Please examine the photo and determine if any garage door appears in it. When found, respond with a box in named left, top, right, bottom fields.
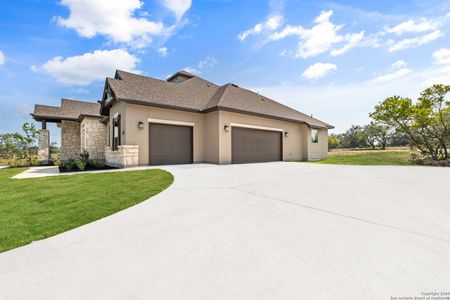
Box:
left=232, top=127, right=282, bottom=164
left=149, top=123, right=193, bottom=165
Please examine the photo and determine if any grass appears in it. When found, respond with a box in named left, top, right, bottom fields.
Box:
left=0, top=168, right=173, bottom=253
left=305, top=148, right=414, bottom=166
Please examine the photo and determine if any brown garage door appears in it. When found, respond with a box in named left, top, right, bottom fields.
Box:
left=149, top=123, right=193, bottom=165
left=232, top=127, right=282, bottom=164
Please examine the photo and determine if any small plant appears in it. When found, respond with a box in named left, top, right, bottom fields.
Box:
left=80, top=150, right=90, bottom=163
left=63, top=161, right=75, bottom=171
left=74, top=159, right=86, bottom=171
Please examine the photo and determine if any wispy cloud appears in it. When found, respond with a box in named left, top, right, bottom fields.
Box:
left=387, top=30, right=443, bottom=52
left=386, top=18, right=439, bottom=35
left=183, top=56, right=218, bottom=75
left=158, top=47, right=168, bottom=57
left=0, top=50, right=4, bottom=65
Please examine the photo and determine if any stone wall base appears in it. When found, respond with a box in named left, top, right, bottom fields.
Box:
left=105, top=145, right=139, bottom=168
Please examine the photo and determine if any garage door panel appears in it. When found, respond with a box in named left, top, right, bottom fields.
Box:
left=149, top=123, right=193, bottom=165
left=232, top=127, right=282, bottom=164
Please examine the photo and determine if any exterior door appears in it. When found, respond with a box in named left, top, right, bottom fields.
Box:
left=149, top=123, right=193, bottom=165
left=231, top=127, right=282, bottom=164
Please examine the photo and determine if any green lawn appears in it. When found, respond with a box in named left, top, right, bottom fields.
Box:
left=0, top=168, right=173, bottom=253
left=305, top=149, right=413, bottom=166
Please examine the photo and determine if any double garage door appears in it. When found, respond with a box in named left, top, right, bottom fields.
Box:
left=149, top=123, right=282, bottom=165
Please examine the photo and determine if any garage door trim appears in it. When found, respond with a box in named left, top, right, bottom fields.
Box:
left=230, top=122, right=284, bottom=132
left=148, top=118, right=195, bottom=127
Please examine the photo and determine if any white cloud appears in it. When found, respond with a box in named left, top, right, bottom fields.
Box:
left=183, top=67, right=200, bottom=75
left=31, top=49, right=139, bottom=85
left=432, top=48, right=450, bottom=65
left=238, top=15, right=283, bottom=41
left=183, top=56, right=218, bottom=75
left=386, top=19, right=438, bottom=35
left=57, top=0, right=170, bottom=48
left=161, top=0, right=192, bottom=20
left=197, top=56, right=218, bottom=69
left=302, top=63, right=337, bottom=80
left=388, top=30, right=443, bottom=52
left=370, top=68, right=411, bottom=83
left=391, top=60, right=408, bottom=69
left=0, top=51, right=4, bottom=65
left=330, top=31, right=365, bottom=56
left=271, top=10, right=364, bottom=58
left=158, top=47, right=168, bottom=57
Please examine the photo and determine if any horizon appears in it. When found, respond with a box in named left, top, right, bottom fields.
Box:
left=1, top=0, right=450, bottom=143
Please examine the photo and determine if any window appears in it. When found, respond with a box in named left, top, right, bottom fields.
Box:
left=311, top=129, right=319, bottom=143
left=107, top=124, right=110, bottom=147
left=113, top=115, right=121, bottom=150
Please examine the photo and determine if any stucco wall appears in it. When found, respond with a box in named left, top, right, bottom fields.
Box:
left=124, top=103, right=206, bottom=165
left=114, top=101, right=328, bottom=165
left=61, top=120, right=80, bottom=161
left=307, top=128, right=329, bottom=160
left=80, top=116, right=106, bottom=160
left=204, top=111, right=220, bottom=163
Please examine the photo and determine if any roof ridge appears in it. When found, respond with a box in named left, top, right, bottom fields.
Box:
left=203, top=83, right=233, bottom=110
left=61, top=98, right=98, bottom=105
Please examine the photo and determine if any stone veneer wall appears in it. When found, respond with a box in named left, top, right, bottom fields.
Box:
left=81, top=117, right=107, bottom=161
left=61, top=120, right=80, bottom=161
left=105, top=145, right=139, bottom=168
left=37, top=129, right=50, bottom=163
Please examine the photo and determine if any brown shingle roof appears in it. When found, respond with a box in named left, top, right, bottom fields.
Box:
left=32, top=99, right=101, bottom=121
left=105, top=70, right=333, bottom=129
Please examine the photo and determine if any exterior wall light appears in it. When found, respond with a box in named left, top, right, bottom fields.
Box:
left=224, top=124, right=230, bottom=132
left=284, top=131, right=289, bottom=137
left=138, top=121, right=145, bottom=129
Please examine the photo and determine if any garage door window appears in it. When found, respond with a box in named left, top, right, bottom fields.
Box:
left=311, top=129, right=319, bottom=143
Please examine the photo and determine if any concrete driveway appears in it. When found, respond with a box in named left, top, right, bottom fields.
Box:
left=1, top=163, right=449, bottom=299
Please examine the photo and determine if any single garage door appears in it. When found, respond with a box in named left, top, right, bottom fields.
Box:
left=232, top=127, right=282, bottom=164
left=149, top=123, right=193, bottom=165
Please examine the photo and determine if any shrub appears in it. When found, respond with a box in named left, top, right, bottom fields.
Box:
left=80, top=150, right=89, bottom=163
left=74, top=159, right=86, bottom=171
left=63, top=161, right=75, bottom=171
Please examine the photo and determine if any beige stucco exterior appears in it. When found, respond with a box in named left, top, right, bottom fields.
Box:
left=105, top=101, right=329, bottom=166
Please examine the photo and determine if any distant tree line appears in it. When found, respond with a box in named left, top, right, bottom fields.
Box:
left=329, top=84, right=449, bottom=162
left=328, top=123, right=408, bottom=150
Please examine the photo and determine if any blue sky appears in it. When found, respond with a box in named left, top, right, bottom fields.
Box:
left=1, top=0, right=450, bottom=143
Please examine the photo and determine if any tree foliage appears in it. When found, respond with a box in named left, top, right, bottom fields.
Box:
left=328, top=134, right=340, bottom=150
left=370, top=84, right=450, bottom=160
left=0, top=123, right=39, bottom=164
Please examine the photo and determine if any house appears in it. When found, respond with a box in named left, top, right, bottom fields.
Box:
left=32, top=70, right=333, bottom=167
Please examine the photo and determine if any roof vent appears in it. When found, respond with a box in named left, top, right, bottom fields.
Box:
left=261, top=97, right=266, bottom=101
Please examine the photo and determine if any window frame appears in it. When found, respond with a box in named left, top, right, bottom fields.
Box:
left=112, top=114, right=121, bottom=151
left=311, top=129, right=319, bottom=143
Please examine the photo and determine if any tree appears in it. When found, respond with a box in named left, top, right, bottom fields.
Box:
left=370, top=84, right=450, bottom=160
left=339, top=125, right=366, bottom=148
left=0, top=123, right=39, bottom=164
left=328, top=134, right=340, bottom=150
left=362, top=123, right=378, bottom=149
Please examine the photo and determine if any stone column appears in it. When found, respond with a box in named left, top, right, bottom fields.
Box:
left=38, top=129, right=50, bottom=164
